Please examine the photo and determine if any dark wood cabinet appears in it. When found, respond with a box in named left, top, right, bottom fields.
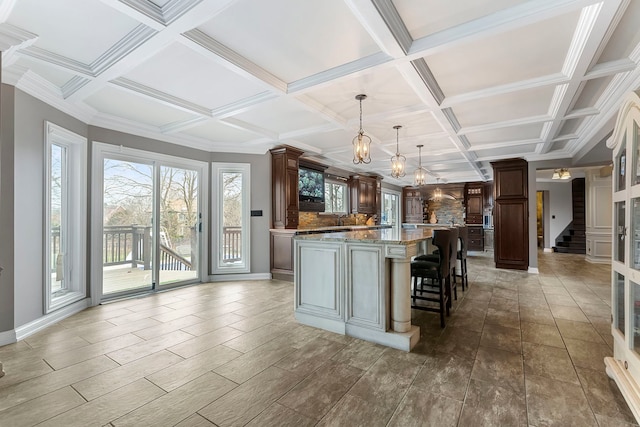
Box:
left=349, top=174, right=378, bottom=215
left=271, top=146, right=303, bottom=229
left=467, top=226, right=484, bottom=251
left=491, top=158, right=528, bottom=270
left=270, top=231, right=295, bottom=280
left=403, top=188, right=423, bottom=223
left=465, top=183, right=484, bottom=225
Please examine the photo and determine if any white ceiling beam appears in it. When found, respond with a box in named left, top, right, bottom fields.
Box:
left=97, top=0, right=166, bottom=30
left=467, top=138, right=543, bottom=152
left=459, top=115, right=552, bottom=135
left=538, top=0, right=625, bottom=154
left=585, top=58, right=637, bottom=80
left=67, top=0, right=239, bottom=101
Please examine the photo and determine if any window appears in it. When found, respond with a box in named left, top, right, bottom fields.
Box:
left=325, top=181, right=348, bottom=213
left=45, top=122, right=87, bottom=312
left=212, top=163, right=250, bottom=274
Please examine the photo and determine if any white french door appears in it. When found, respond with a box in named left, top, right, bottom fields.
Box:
left=92, top=143, right=207, bottom=301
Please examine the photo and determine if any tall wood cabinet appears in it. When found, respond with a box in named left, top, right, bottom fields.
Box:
left=270, top=146, right=303, bottom=229
left=605, top=90, right=640, bottom=422
left=465, top=183, right=484, bottom=225
left=491, top=158, right=528, bottom=270
left=349, top=174, right=378, bottom=215
left=403, top=188, right=423, bottom=223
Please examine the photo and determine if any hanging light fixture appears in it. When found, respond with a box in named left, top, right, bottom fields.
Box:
left=414, top=144, right=427, bottom=186
left=390, top=125, right=406, bottom=178
left=434, top=177, right=442, bottom=200
left=552, top=168, right=571, bottom=180
left=352, top=94, right=371, bottom=164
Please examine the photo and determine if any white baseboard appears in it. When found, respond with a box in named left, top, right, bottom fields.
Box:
left=208, top=273, right=272, bottom=282
left=528, top=267, right=539, bottom=274
left=14, top=298, right=90, bottom=341
left=0, top=329, right=17, bottom=346
left=543, top=248, right=554, bottom=253
left=585, top=256, right=612, bottom=264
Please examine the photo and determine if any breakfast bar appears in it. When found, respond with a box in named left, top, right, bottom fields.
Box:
left=293, top=227, right=437, bottom=351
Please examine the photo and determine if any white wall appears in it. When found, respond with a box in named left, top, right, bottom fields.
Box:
left=536, top=180, right=573, bottom=249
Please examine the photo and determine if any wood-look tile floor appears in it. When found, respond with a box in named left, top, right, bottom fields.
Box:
left=0, top=251, right=637, bottom=426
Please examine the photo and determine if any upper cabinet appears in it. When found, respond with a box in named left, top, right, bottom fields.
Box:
left=403, top=188, right=423, bottom=223
left=270, top=146, right=304, bottom=229
left=465, top=183, right=484, bottom=224
left=349, top=174, right=380, bottom=216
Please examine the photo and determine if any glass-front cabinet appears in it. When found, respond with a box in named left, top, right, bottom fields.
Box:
left=607, top=90, right=640, bottom=422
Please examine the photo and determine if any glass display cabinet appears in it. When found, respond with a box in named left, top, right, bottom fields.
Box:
left=607, top=90, right=640, bottom=422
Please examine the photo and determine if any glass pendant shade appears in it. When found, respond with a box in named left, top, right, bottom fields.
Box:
left=390, top=125, right=406, bottom=178
left=352, top=94, right=372, bottom=164
left=414, top=144, right=427, bottom=186
left=560, top=168, right=571, bottom=179
left=552, top=169, right=561, bottom=179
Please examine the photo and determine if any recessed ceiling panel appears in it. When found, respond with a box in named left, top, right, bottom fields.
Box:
left=9, top=0, right=141, bottom=65
left=86, top=86, right=196, bottom=127
left=454, top=86, right=556, bottom=128
left=367, top=111, right=444, bottom=141
left=122, top=43, right=267, bottom=110
left=303, top=67, right=426, bottom=120
left=394, top=0, right=529, bottom=39
left=426, top=10, right=579, bottom=96
left=197, top=0, right=380, bottom=82
left=182, top=120, right=262, bottom=143
left=465, top=123, right=543, bottom=145
left=15, top=58, right=78, bottom=88
left=549, top=140, right=570, bottom=152
left=231, top=98, right=331, bottom=134
left=558, top=118, right=584, bottom=136
left=596, top=0, right=640, bottom=63
left=292, top=129, right=355, bottom=152
left=571, top=76, right=614, bottom=110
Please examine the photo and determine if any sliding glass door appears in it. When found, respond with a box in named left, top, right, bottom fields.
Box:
left=94, top=143, right=206, bottom=301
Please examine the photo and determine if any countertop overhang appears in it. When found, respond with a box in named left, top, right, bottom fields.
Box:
left=293, top=227, right=443, bottom=245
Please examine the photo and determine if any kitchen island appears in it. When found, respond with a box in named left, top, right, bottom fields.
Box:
left=293, top=227, right=439, bottom=351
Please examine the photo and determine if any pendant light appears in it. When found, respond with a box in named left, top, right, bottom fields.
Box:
left=414, top=144, right=427, bottom=186
left=352, top=94, right=372, bottom=164
left=434, top=177, right=442, bottom=200
left=390, top=125, right=406, bottom=178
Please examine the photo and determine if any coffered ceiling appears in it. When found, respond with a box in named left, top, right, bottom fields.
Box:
left=1, top=0, right=639, bottom=185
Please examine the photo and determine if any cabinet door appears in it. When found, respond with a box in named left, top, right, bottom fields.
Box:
left=494, top=200, right=528, bottom=270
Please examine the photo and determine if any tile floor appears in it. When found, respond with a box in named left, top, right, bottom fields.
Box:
left=0, top=251, right=637, bottom=426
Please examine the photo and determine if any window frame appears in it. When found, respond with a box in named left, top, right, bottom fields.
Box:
left=44, top=122, right=87, bottom=313
left=212, top=162, right=251, bottom=274
left=324, top=178, right=348, bottom=214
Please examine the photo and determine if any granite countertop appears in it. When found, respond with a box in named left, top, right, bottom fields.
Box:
left=270, top=225, right=391, bottom=234
left=402, top=223, right=464, bottom=227
left=294, top=227, right=443, bottom=245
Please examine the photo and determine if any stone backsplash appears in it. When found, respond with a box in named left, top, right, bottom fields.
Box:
left=423, top=198, right=464, bottom=225
left=299, top=212, right=371, bottom=229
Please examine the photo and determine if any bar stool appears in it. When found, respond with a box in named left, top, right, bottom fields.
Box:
left=410, top=228, right=451, bottom=328
left=415, top=227, right=458, bottom=303
left=456, top=226, right=469, bottom=291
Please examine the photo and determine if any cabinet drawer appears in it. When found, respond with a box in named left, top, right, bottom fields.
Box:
left=466, top=214, right=482, bottom=224
left=468, top=238, right=483, bottom=250
left=468, top=227, right=483, bottom=236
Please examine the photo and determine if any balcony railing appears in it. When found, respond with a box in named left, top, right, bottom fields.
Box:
left=51, top=225, right=243, bottom=271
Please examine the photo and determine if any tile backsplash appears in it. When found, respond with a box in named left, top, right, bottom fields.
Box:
left=299, top=212, right=370, bottom=229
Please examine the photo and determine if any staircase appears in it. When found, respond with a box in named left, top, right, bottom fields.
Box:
left=553, top=178, right=586, bottom=254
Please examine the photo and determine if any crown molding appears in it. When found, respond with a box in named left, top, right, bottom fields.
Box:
left=20, top=46, right=94, bottom=75
left=467, top=138, right=543, bottom=152
left=288, top=51, right=391, bottom=94
left=563, top=107, right=599, bottom=120
left=211, top=91, right=278, bottom=119
left=91, top=24, right=157, bottom=76
left=221, top=117, right=278, bottom=140
left=459, top=114, right=553, bottom=135
left=10, top=68, right=94, bottom=123
left=61, top=76, right=92, bottom=99
left=0, top=23, right=37, bottom=66
left=182, top=29, right=287, bottom=93
left=411, top=58, right=444, bottom=105
left=441, top=73, right=568, bottom=108
left=561, top=3, right=602, bottom=77
left=110, top=77, right=212, bottom=116
left=160, top=116, right=209, bottom=134
left=370, top=0, right=412, bottom=54
left=585, top=58, right=636, bottom=80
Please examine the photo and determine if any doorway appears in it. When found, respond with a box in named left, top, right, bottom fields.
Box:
left=93, top=143, right=207, bottom=301
left=381, top=189, right=401, bottom=232
left=536, top=191, right=544, bottom=248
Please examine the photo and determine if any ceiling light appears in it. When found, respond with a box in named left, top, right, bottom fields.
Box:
left=414, top=144, right=427, bottom=186
left=552, top=168, right=571, bottom=180
left=390, top=125, right=406, bottom=178
left=434, top=177, right=442, bottom=200
left=352, top=94, right=371, bottom=164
